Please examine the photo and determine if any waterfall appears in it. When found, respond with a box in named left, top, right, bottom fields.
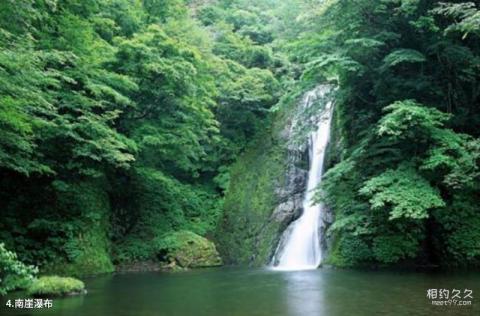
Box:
left=271, top=85, right=333, bottom=271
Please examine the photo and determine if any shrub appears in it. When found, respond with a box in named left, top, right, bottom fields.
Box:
left=27, top=276, right=85, bottom=297
left=0, top=243, right=37, bottom=295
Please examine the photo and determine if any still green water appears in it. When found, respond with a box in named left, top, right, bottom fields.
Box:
left=2, top=268, right=479, bottom=316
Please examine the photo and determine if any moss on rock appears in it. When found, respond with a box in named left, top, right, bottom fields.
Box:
left=215, top=133, right=287, bottom=265
left=157, top=231, right=222, bottom=268
left=215, top=88, right=308, bottom=266
left=27, top=276, right=85, bottom=297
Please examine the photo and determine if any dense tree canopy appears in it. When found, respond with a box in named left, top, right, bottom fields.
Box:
left=0, top=0, right=286, bottom=274
left=301, top=0, right=480, bottom=266
left=0, top=0, right=479, bottom=286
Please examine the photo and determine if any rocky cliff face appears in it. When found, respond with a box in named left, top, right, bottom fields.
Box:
left=216, top=90, right=325, bottom=265
left=215, top=118, right=308, bottom=265
left=270, top=125, right=308, bottom=226
left=216, top=88, right=337, bottom=266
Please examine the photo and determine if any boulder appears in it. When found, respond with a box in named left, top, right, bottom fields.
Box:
left=158, top=231, right=222, bottom=269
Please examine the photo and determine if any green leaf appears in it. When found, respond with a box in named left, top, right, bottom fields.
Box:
left=382, top=49, right=426, bottom=67
left=359, top=164, right=445, bottom=220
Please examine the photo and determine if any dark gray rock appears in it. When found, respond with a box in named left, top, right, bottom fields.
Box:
left=271, top=123, right=308, bottom=225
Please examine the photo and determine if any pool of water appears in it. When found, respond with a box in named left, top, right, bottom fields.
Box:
left=2, top=267, right=479, bottom=316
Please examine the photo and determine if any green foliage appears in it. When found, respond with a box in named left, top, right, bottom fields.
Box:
left=213, top=25, right=274, bottom=69
left=382, top=49, right=426, bottom=68
left=432, top=2, right=480, bottom=38
left=421, top=130, right=480, bottom=190
left=27, top=276, right=85, bottom=297
left=0, top=243, right=37, bottom=295
left=0, top=1, right=137, bottom=178
left=112, top=167, right=223, bottom=263
left=377, top=100, right=450, bottom=140
left=0, top=0, right=286, bottom=275
left=372, top=235, right=419, bottom=264
left=0, top=47, right=54, bottom=175
left=215, top=60, right=280, bottom=151
left=359, top=165, right=445, bottom=220
left=303, top=0, right=480, bottom=267
left=143, top=0, right=187, bottom=23
left=1, top=180, right=115, bottom=276
left=327, top=235, right=372, bottom=267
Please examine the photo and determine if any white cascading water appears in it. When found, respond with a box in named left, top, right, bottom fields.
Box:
left=272, top=85, right=333, bottom=271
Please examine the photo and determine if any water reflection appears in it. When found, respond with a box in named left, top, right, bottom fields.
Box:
left=279, top=268, right=480, bottom=316
left=280, top=270, right=326, bottom=316
left=2, top=268, right=479, bottom=316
